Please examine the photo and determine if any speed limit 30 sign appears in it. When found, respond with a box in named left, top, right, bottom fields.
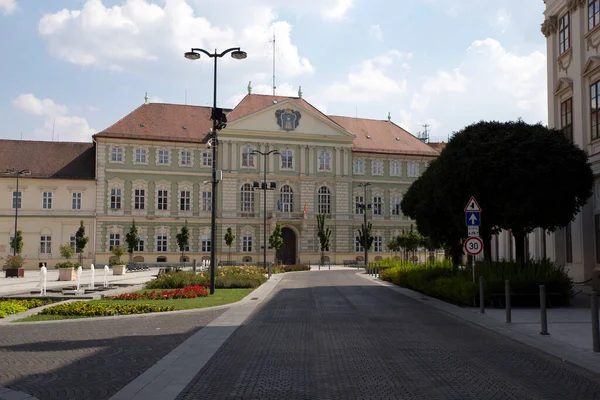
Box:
left=464, top=236, right=483, bottom=256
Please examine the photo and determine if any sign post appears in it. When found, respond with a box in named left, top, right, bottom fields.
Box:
left=464, top=197, right=483, bottom=282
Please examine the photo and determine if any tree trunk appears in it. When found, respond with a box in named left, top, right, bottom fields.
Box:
left=451, top=241, right=463, bottom=273
left=512, top=228, right=526, bottom=266
left=228, top=247, right=231, bottom=263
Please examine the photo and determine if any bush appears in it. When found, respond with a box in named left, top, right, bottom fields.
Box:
left=0, top=299, right=50, bottom=318
left=110, top=285, right=209, bottom=300
left=40, top=301, right=174, bottom=316
left=146, top=267, right=267, bottom=290
left=55, top=261, right=79, bottom=269
left=2, top=255, right=25, bottom=270
left=275, top=264, right=310, bottom=273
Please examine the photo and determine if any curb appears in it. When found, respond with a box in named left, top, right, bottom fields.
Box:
left=355, top=272, right=600, bottom=374
left=109, top=272, right=285, bottom=400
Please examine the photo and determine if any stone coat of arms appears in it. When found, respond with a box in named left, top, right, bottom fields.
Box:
left=275, top=108, right=301, bottom=132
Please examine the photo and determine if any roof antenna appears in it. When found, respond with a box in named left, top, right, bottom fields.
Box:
left=387, top=112, right=391, bottom=122
left=52, top=118, right=56, bottom=141
left=270, top=30, right=276, bottom=95
left=298, top=86, right=302, bottom=98
left=248, top=81, right=252, bottom=95
left=418, top=123, right=430, bottom=143
left=144, top=92, right=148, bottom=104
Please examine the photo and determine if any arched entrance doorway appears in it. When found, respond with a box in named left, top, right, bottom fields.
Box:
left=276, top=227, right=297, bottom=265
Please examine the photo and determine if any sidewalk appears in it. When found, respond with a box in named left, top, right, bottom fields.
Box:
left=359, top=272, right=600, bottom=374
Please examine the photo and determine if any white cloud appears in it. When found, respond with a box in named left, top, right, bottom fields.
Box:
left=38, top=0, right=314, bottom=78
left=491, top=8, right=512, bottom=33
left=405, top=38, right=546, bottom=135
left=321, top=50, right=411, bottom=103
left=0, top=0, right=16, bottom=14
left=369, top=24, right=383, bottom=41
left=13, top=94, right=96, bottom=142
left=320, top=0, right=353, bottom=20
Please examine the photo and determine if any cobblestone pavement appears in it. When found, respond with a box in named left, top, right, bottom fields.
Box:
left=0, top=308, right=226, bottom=400
left=178, top=271, right=600, bottom=400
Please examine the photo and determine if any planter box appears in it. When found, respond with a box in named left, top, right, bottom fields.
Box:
left=112, top=265, right=126, bottom=275
left=4, top=268, right=24, bottom=278
left=58, top=267, right=76, bottom=281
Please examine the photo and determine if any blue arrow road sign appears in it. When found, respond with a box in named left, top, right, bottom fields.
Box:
left=465, top=211, right=481, bottom=226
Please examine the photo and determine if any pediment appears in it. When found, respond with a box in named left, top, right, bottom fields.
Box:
left=554, top=77, right=573, bottom=96
left=582, top=56, right=600, bottom=77
left=226, top=99, right=355, bottom=139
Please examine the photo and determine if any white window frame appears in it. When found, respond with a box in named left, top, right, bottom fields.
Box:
left=157, top=149, right=170, bottom=165
left=407, top=161, right=420, bottom=177
left=110, top=188, right=122, bottom=209
left=110, top=146, right=124, bottom=163
left=134, top=234, right=145, bottom=252
left=134, top=148, right=148, bottom=164
left=42, top=191, right=53, bottom=210
left=202, top=151, right=213, bottom=167
left=72, top=192, right=82, bottom=210
left=134, top=189, right=146, bottom=210
left=157, top=189, right=169, bottom=211
left=180, top=190, right=191, bottom=211
left=355, top=195, right=364, bottom=215
left=109, top=233, right=120, bottom=250
left=390, top=161, right=401, bottom=177
left=280, top=185, right=294, bottom=212
left=371, top=160, right=383, bottom=176
left=12, top=191, right=22, bottom=210
left=40, top=235, right=52, bottom=254
left=69, top=235, right=76, bottom=251
left=318, top=150, right=331, bottom=171
left=374, top=236, right=383, bottom=252
left=241, top=183, right=254, bottom=213
left=355, top=237, right=364, bottom=252
left=280, top=149, right=294, bottom=170
left=201, top=237, right=211, bottom=252
left=391, top=196, right=402, bottom=216
left=179, top=150, right=193, bottom=167
left=156, top=235, right=168, bottom=252
left=317, top=186, right=331, bottom=214
left=242, top=236, right=253, bottom=252
left=241, top=146, right=255, bottom=168
left=201, top=190, right=212, bottom=212
left=373, top=196, right=383, bottom=215
left=353, top=159, right=365, bottom=175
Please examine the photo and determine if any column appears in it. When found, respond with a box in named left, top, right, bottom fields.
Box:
left=308, top=146, right=315, bottom=175
left=231, top=142, right=238, bottom=171
left=300, top=146, right=307, bottom=175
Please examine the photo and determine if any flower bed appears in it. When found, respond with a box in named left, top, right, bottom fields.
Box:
left=275, top=264, right=310, bottom=273
left=40, top=301, right=175, bottom=317
left=0, top=299, right=53, bottom=318
left=110, top=285, right=209, bottom=300
left=147, top=267, right=267, bottom=289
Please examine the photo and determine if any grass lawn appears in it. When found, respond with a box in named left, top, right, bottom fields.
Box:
left=14, top=288, right=255, bottom=322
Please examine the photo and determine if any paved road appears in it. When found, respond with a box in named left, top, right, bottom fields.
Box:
left=0, top=308, right=226, bottom=400
left=177, top=271, right=600, bottom=400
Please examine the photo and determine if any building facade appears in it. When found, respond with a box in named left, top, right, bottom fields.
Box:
left=92, top=94, right=440, bottom=266
left=507, top=0, right=600, bottom=285
left=0, top=140, right=96, bottom=269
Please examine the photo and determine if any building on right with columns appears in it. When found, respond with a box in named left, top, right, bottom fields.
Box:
left=495, top=0, right=600, bottom=284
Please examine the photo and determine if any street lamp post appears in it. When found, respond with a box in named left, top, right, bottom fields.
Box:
left=5, top=168, right=31, bottom=256
left=358, top=182, right=371, bottom=266
left=185, top=47, right=247, bottom=295
left=251, top=149, right=279, bottom=278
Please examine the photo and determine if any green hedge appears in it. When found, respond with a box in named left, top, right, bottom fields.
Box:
left=275, top=264, right=310, bottom=273
left=376, top=258, right=574, bottom=307
left=147, top=266, right=267, bottom=290
left=40, top=301, right=174, bottom=316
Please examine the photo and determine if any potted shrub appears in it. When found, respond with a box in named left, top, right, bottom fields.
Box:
left=56, top=243, right=77, bottom=281
left=4, top=230, right=25, bottom=278
left=3, top=254, right=26, bottom=278
left=111, top=245, right=126, bottom=275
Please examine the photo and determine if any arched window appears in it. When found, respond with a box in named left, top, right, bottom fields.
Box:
left=241, top=183, right=254, bottom=213
left=280, top=185, right=293, bottom=212
left=317, top=186, right=331, bottom=214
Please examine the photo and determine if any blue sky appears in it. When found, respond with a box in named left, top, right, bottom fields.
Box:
left=0, top=0, right=546, bottom=142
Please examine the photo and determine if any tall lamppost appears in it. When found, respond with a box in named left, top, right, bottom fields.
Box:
left=5, top=168, right=31, bottom=256
left=184, top=47, right=247, bottom=294
left=252, top=149, right=279, bottom=278
left=357, top=182, right=371, bottom=266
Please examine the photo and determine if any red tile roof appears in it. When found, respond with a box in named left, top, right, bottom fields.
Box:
left=329, top=116, right=440, bottom=157
left=0, top=140, right=95, bottom=180
left=94, top=103, right=216, bottom=144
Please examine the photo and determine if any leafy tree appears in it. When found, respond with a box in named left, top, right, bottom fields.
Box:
left=387, top=236, right=400, bottom=257
left=357, top=222, right=374, bottom=265
left=125, top=220, right=140, bottom=262
left=224, top=227, right=235, bottom=263
left=75, top=221, right=89, bottom=266
left=269, top=224, right=284, bottom=265
left=403, top=120, right=593, bottom=265
left=316, top=214, right=332, bottom=264
left=10, top=230, right=23, bottom=255
left=59, top=243, right=75, bottom=260
left=176, top=220, right=190, bottom=263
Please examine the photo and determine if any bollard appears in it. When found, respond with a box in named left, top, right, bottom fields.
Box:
left=540, top=285, right=549, bottom=335
left=505, top=280, right=511, bottom=323
left=479, top=276, right=485, bottom=314
left=592, top=290, right=599, bottom=352
left=193, top=259, right=197, bottom=273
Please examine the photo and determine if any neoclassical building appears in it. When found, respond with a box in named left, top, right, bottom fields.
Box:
left=503, top=0, right=600, bottom=285
left=0, top=140, right=96, bottom=269
left=91, top=93, right=439, bottom=265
